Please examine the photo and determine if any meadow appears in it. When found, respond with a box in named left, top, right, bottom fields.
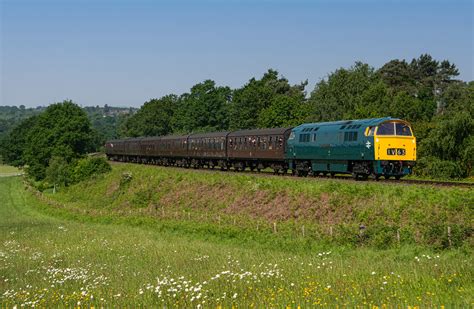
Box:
left=0, top=165, right=473, bottom=307
left=0, top=165, right=21, bottom=177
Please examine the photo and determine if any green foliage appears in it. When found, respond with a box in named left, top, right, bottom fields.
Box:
left=172, top=80, right=231, bottom=133
left=230, top=69, right=307, bottom=129
left=71, top=157, right=112, bottom=183
left=389, top=91, right=435, bottom=122
left=45, top=156, right=73, bottom=192
left=0, top=115, right=39, bottom=167
left=122, top=95, right=176, bottom=137
left=417, top=112, right=473, bottom=177
left=414, top=156, right=465, bottom=179
left=22, top=101, right=97, bottom=180
left=309, top=62, right=378, bottom=121
left=257, top=95, right=311, bottom=128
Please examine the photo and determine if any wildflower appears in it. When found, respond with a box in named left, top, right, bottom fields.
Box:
left=371, top=271, right=376, bottom=275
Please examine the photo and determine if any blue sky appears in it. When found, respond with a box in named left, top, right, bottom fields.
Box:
left=1, top=0, right=473, bottom=107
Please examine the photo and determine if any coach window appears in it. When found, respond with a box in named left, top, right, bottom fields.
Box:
left=277, top=137, right=283, bottom=148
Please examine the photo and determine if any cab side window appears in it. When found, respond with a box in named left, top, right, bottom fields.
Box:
left=366, top=127, right=375, bottom=136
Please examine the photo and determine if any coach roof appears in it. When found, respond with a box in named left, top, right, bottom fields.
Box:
left=228, top=127, right=292, bottom=137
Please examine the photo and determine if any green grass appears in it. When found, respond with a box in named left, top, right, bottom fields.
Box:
left=0, top=171, right=473, bottom=306
left=0, top=165, right=21, bottom=176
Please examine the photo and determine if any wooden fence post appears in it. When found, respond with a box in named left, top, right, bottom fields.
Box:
left=447, top=226, right=452, bottom=247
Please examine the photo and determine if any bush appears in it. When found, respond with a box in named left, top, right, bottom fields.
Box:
left=45, top=156, right=73, bottom=192
left=72, top=157, right=112, bottom=183
left=414, top=156, right=466, bottom=179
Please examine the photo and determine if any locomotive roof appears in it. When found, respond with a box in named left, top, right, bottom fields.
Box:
left=228, top=127, right=292, bottom=137
left=292, top=117, right=403, bottom=131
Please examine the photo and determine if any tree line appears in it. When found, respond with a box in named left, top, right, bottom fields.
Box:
left=1, top=53, right=472, bottom=180
left=122, top=54, right=473, bottom=178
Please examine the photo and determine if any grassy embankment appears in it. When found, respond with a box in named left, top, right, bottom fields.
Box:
left=47, top=163, right=472, bottom=249
left=0, top=164, right=473, bottom=307
left=0, top=165, right=21, bottom=177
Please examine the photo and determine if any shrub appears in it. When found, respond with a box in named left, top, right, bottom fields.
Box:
left=45, top=156, right=73, bottom=192
left=72, top=157, right=112, bottom=183
left=414, top=156, right=465, bottom=179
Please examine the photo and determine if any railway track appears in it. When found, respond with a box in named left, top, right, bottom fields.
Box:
left=110, top=161, right=474, bottom=188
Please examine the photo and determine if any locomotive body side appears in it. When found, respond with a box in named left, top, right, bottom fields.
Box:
left=286, top=117, right=416, bottom=178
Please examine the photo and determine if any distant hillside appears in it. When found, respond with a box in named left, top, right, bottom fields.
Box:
left=0, top=104, right=137, bottom=144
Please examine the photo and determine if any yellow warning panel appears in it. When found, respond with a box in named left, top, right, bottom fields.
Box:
left=374, top=135, right=416, bottom=161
